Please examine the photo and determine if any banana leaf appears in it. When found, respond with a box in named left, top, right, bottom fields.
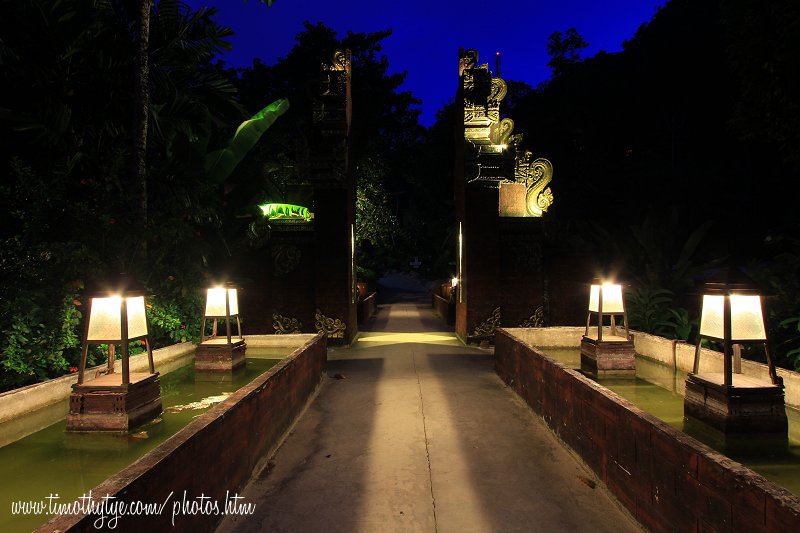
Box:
left=205, top=97, right=289, bottom=182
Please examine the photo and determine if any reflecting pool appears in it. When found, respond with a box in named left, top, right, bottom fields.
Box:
left=0, top=348, right=286, bottom=533
left=541, top=347, right=800, bottom=497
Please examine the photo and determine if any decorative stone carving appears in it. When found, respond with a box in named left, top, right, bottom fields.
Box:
left=458, top=49, right=478, bottom=76
left=473, top=307, right=501, bottom=336
left=497, top=118, right=515, bottom=146
left=271, top=244, right=302, bottom=276
left=315, top=308, right=346, bottom=339
left=273, top=313, right=302, bottom=334
left=311, top=49, right=351, bottom=188
left=518, top=306, right=544, bottom=328
left=516, top=152, right=554, bottom=216
left=459, top=48, right=554, bottom=216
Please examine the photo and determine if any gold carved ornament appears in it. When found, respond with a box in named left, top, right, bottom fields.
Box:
left=273, top=313, right=302, bottom=334
left=473, top=307, right=501, bottom=336
left=518, top=306, right=544, bottom=328
left=515, top=152, right=554, bottom=217
left=315, top=308, right=346, bottom=339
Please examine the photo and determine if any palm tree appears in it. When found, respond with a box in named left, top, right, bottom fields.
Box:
left=132, top=0, right=153, bottom=257
left=131, top=0, right=275, bottom=259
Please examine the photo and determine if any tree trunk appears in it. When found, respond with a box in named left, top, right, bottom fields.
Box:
left=132, top=0, right=153, bottom=259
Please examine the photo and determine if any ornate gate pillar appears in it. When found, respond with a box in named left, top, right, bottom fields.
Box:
left=242, top=50, right=357, bottom=345
left=310, top=49, right=358, bottom=344
left=455, top=49, right=554, bottom=342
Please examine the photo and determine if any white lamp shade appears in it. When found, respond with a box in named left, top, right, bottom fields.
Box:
left=588, top=283, right=625, bottom=313
left=86, top=295, right=148, bottom=341
left=699, top=294, right=766, bottom=341
left=205, top=288, right=239, bottom=317
left=451, top=277, right=459, bottom=287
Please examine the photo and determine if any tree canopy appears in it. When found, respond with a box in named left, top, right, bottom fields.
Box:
left=511, top=0, right=800, bottom=366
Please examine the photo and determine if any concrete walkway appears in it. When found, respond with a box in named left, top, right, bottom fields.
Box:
left=217, top=301, right=642, bottom=533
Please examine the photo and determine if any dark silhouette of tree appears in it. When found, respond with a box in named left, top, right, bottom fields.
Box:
left=132, top=0, right=153, bottom=256
left=510, top=0, right=800, bottom=367
left=0, top=0, right=247, bottom=390
left=721, top=0, right=800, bottom=168
left=501, top=80, right=533, bottom=119
left=546, top=28, right=589, bottom=77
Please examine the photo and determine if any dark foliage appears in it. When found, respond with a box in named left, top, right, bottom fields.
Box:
left=512, top=0, right=800, bottom=367
left=0, top=0, right=242, bottom=390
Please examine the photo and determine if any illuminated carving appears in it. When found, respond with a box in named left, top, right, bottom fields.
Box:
left=273, top=313, right=302, bottom=334
left=515, top=153, right=554, bottom=216
left=473, top=307, right=501, bottom=336
left=518, top=306, right=544, bottom=328
left=458, top=49, right=478, bottom=76
left=328, top=50, right=351, bottom=71
left=319, top=50, right=351, bottom=95
left=497, top=118, right=514, bottom=146
left=315, top=308, right=346, bottom=339
left=459, top=48, right=554, bottom=216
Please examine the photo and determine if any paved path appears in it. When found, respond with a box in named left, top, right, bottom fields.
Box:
left=217, top=301, right=642, bottom=532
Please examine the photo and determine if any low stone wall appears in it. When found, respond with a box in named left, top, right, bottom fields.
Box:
left=39, top=333, right=327, bottom=532
left=495, top=328, right=800, bottom=532
left=432, top=293, right=453, bottom=325
left=358, top=292, right=377, bottom=324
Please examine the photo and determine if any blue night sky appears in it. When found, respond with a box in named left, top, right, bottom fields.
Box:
left=184, top=0, right=666, bottom=126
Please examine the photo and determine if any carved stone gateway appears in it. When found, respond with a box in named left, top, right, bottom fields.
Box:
left=455, top=49, right=555, bottom=342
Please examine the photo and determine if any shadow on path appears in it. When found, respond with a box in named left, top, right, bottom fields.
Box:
left=216, top=299, right=641, bottom=533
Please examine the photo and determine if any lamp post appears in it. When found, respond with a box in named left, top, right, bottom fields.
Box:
left=685, top=281, right=787, bottom=435
left=67, top=279, right=162, bottom=432
left=580, top=280, right=636, bottom=374
left=196, top=283, right=246, bottom=372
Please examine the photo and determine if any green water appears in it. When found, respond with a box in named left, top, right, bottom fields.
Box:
left=0, top=349, right=286, bottom=533
left=541, top=348, right=800, bottom=497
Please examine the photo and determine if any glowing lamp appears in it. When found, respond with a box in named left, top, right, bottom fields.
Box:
left=451, top=276, right=459, bottom=288
left=201, top=284, right=242, bottom=344
left=691, top=282, right=778, bottom=387
left=205, top=287, right=239, bottom=320
left=685, top=280, right=786, bottom=436
left=68, top=277, right=161, bottom=432
left=77, top=283, right=155, bottom=387
left=87, top=295, right=148, bottom=341
left=196, top=282, right=246, bottom=373
left=585, top=281, right=629, bottom=342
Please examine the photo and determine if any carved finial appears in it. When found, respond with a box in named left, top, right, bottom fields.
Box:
left=489, top=77, right=507, bottom=105
left=459, top=49, right=478, bottom=76
left=330, top=49, right=350, bottom=72
left=524, top=158, right=554, bottom=216
left=497, top=118, right=515, bottom=145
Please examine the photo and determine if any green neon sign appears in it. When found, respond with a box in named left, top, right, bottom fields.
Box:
left=258, top=203, right=312, bottom=221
